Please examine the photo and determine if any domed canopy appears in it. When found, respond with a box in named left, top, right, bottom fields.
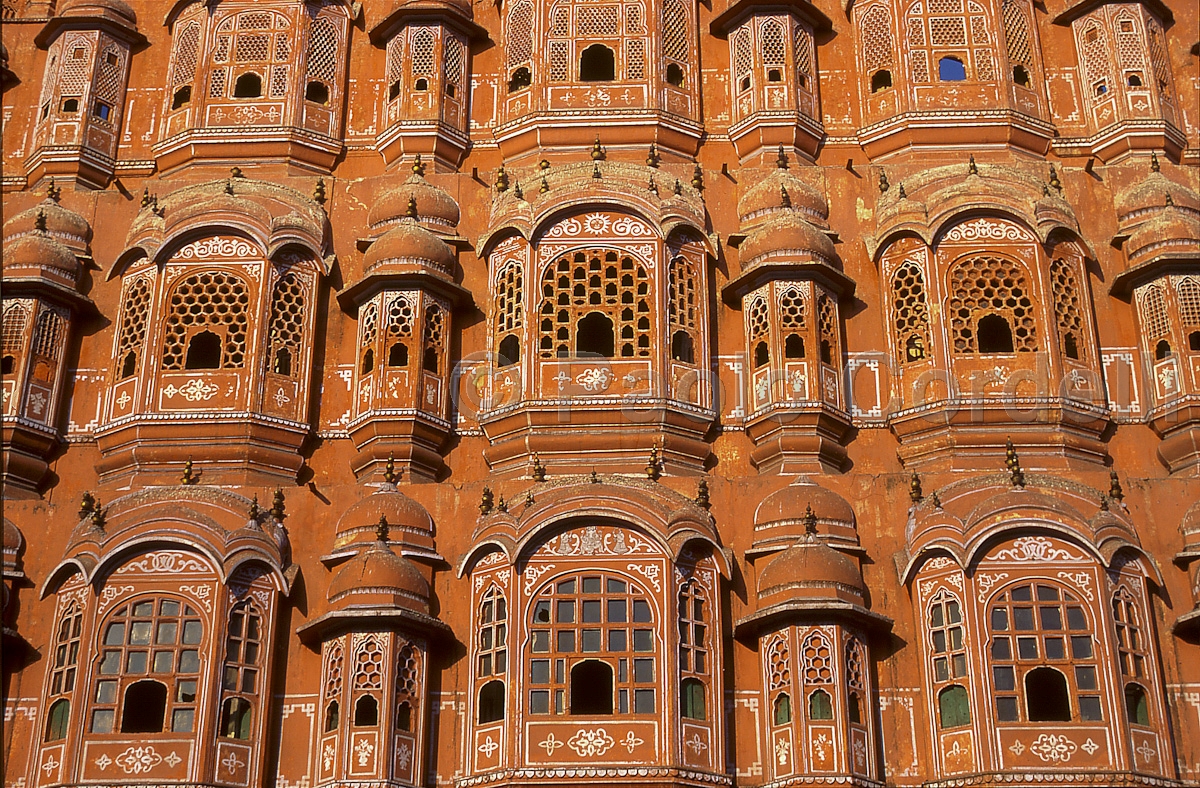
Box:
left=1125, top=206, right=1200, bottom=263
left=1, top=233, right=81, bottom=287
left=1182, top=497, right=1200, bottom=552
left=327, top=539, right=430, bottom=614
left=756, top=533, right=866, bottom=606
left=1115, top=170, right=1200, bottom=224
left=58, top=0, right=137, bottom=25
left=739, top=213, right=836, bottom=266
left=363, top=219, right=455, bottom=275
left=3, top=196, right=90, bottom=255
left=3, top=517, right=23, bottom=554
left=333, top=484, right=436, bottom=554
left=751, top=477, right=858, bottom=557
left=368, top=173, right=460, bottom=233
left=737, top=169, right=829, bottom=228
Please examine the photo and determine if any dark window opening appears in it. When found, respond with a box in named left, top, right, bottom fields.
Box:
left=576, top=313, right=615, bottom=357
left=306, top=80, right=330, bottom=105
left=1063, top=333, right=1079, bottom=360
left=1126, top=72, right=1143, bottom=87
left=681, top=678, right=705, bottom=720
left=106, top=52, right=118, bottom=66
left=848, top=693, right=862, bottom=724
left=871, top=69, right=892, bottom=92
left=570, top=660, right=613, bottom=715
left=671, top=330, right=694, bottom=363
left=939, top=57, right=967, bottom=82
left=396, top=701, right=413, bottom=731
left=423, top=347, right=439, bottom=374
left=72, top=47, right=85, bottom=59
left=767, top=68, right=782, bottom=82
left=445, top=82, right=456, bottom=97
left=233, top=72, right=263, bottom=98
left=1, top=355, right=15, bottom=376
left=184, top=331, right=222, bottom=370
left=820, top=339, right=833, bottom=364
left=905, top=334, right=925, bottom=362
left=498, top=335, right=520, bottom=367
left=808, top=688, right=833, bottom=720
left=220, top=697, right=252, bottom=739
left=580, top=44, right=616, bottom=81
left=61, top=97, right=80, bottom=113
left=354, top=695, right=379, bottom=727
left=362, top=349, right=375, bottom=374
left=754, top=341, right=770, bottom=368
left=1188, top=331, right=1200, bottom=351
left=773, top=693, right=791, bottom=724
left=977, top=314, right=1015, bottom=354
left=1093, top=80, right=1107, bottom=96
left=273, top=347, right=292, bottom=376
left=172, top=85, right=192, bottom=109
left=414, top=77, right=429, bottom=91
left=509, top=67, right=532, bottom=92
left=938, top=685, right=970, bottom=728
left=42, top=103, right=51, bottom=120
left=785, top=334, right=805, bottom=359
left=1025, top=667, right=1071, bottom=721
left=740, top=76, right=751, bottom=91
left=1155, top=339, right=1171, bottom=360
left=388, top=342, right=409, bottom=367
left=45, top=699, right=70, bottom=742
left=93, top=101, right=112, bottom=121
left=324, top=700, right=339, bottom=732
left=121, top=680, right=167, bottom=733
left=1125, top=683, right=1149, bottom=726
left=1013, top=65, right=1031, bottom=88
left=478, top=680, right=505, bottom=723
left=389, top=80, right=401, bottom=101
left=666, top=63, right=684, bottom=87
left=799, top=73, right=808, bottom=88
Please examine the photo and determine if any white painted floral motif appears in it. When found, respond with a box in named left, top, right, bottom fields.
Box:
left=994, top=536, right=1082, bottom=563
left=538, top=732, right=564, bottom=756
left=523, top=564, right=555, bottom=596
left=626, top=562, right=661, bottom=592
left=164, top=751, right=182, bottom=767
left=114, top=745, right=163, bottom=774
left=396, top=741, right=412, bottom=769
left=118, top=552, right=210, bottom=575
left=477, top=735, right=499, bottom=757
left=163, top=379, right=219, bottom=402
left=322, top=743, right=335, bottom=770
left=1029, top=733, right=1077, bottom=763
left=94, top=754, right=112, bottom=770
left=1081, top=738, right=1100, bottom=755
left=1134, top=740, right=1155, bottom=762
left=975, top=572, right=1009, bottom=602
left=42, top=754, right=60, bottom=775
left=567, top=728, right=615, bottom=757
left=355, top=737, right=373, bottom=766
left=575, top=367, right=613, bottom=393
left=1009, top=740, right=1025, bottom=756
left=684, top=732, right=708, bottom=755
left=775, top=737, right=791, bottom=766
left=942, top=219, right=1032, bottom=243
left=221, top=749, right=244, bottom=774
left=176, top=237, right=259, bottom=260
left=812, top=733, right=830, bottom=761
left=620, top=731, right=644, bottom=753
left=98, top=585, right=134, bottom=613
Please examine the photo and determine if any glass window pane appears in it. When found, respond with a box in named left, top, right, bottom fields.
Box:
left=172, top=708, right=195, bottom=732
left=952, top=654, right=967, bottom=677
left=633, top=629, right=653, bottom=652
left=696, top=651, right=706, bottom=673
left=479, top=654, right=492, bottom=675
left=178, top=679, right=197, bottom=702
left=1080, top=695, right=1102, bottom=721
left=160, top=600, right=180, bottom=616
left=1071, top=635, right=1093, bottom=659
left=496, top=651, right=507, bottom=672
left=1013, top=607, right=1035, bottom=630
left=1017, top=637, right=1038, bottom=659
left=557, top=630, right=575, bottom=652
left=581, top=629, right=602, bottom=652
left=1040, top=606, right=1063, bottom=630
left=1044, top=636, right=1065, bottom=660
left=609, top=629, right=627, bottom=651
left=91, top=709, right=114, bottom=733
left=634, top=688, right=655, bottom=713
left=607, top=599, right=626, bottom=623
left=606, top=578, right=626, bottom=593
left=99, top=651, right=120, bottom=675
left=133, top=601, right=154, bottom=616
left=992, top=636, right=1011, bottom=659
left=179, top=649, right=200, bottom=673
left=618, top=689, right=628, bottom=713
left=934, top=656, right=949, bottom=682
left=1036, top=585, right=1059, bottom=601
left=130, top=621, right=153, bottom=645
left=534, top=601, right=551, bottom=623
left=993, top=665, right=1015, bottom=691
left=996, top=696, right=1019, bottom=721
left=531, top=659, right=550, bottom=683
left=932, top=631, right=947, bottom=653
left=947, top=601, right=961, bottom=623
left=1075, top=666, right=1097, bottom=690
left=1067, top=607, right=1087, bottom=630
left=633, top=600, right=652, bottom=623
left=156, top=622, right=178, bottom=645
left=930, top=606, right=944, bottom=627
left=530, top=690, right=550, bottom=714
left=247, top=616, right=260, bottom=640
left=582, top=600, right=602, bottom=623
left=556, top=600, right=575, bottom=624
left=482, top=600, right=493, bottom=624
left=950, top=627, right=963, bottom=650
left=990, top=608, right=1008, bottom=631
left=557, top=580, right=576, bottom=594
left=633, top=658, right=654, bottom=682
left=582, top=577, right=601, bottom=594
left=224, top=666, right=239, bottom=690
left=183, top=620, right=203, bottom=645
left=532, top=630, right=550, bottom=653
left=242, top=669, right=256, bottom=693
left=126, top=651, right=148, bottom=673
left=96, top=680, right=117, bottom=703
left=1011, top=586, right=1032, bottom=601
left=481, top=629, right=493, bottom=650
left=105, top=623, right=125, bottom=646
left=153, top=651, right=174, bottom=673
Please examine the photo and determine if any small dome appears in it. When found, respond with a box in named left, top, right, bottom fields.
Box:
left=755, top=477, right=855, bottom=530
left=364, top=220, right=455, bottom=274
left=3, top=518, right=22, bottom=553
left=1125, top=207, right=1200, bottom=263
left=756, top=534, right=865, bottom=605
left=1, top=233, right=81, bottom=283
left=737, top=169, right=829, bottom=228
left=740, top=213, right=837, bottom=266
left=58, top=0, right=137, bottom=26
left=1182, top=497, right=1200, bottom=550
left=368, top=174, right=460, bottom=232
left=334, top=485, right=434, bottom=552
left=328, top=540, right=430, bottom=614
left=3, top=197, right=90, bottom=254
left=1116, top=170, right=1200, bottom=223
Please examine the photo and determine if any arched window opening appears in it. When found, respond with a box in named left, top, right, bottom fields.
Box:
left=324, top=700, right=339, bottom=732
left=938, top=685, right=970, bottom=728
left=415, top=77, right=429, bottom=91
left=754, top=341, right=770, bottom=368
left=820, top=339, right=833, bottom=364
left=389, top=80, right=401, bottom=101
left=389, top=342, right=409, bottom=367
left=808, top=688, right=833, bottom=720
left=45, top=699, right=70, bottom=742
left=773, top=693, right=791, bottom=724
left=681, top=677, right=705, bottom=720
left=117, top=350, right=136, bottom=378
left=1126, top=72, right=1142, bottom=87
left=576, top=313, right=615, bottom=357
left=977, top=314, right=1015, bottom=354
left=870, top=69, right=892, bottom=92
left=785, top=334, right=805, bottom=359
left=220, top=697, right=253, bottom=739
left=61, top=97, right=80, bottom=113
left=666, top=63, right=684, bottom=87
left=172, top=86, right=192, bottom=109
left=580, top=44, right=616, bottom=81
left=362, top=348, right=375, bottom=374
left=478, top=680, right=505, bottom=723
left=94, top=101, right=113, bottom=121
left=1063, top=333, right=1079, bottom=360
left=1, top=355, right=14, bottom=376
left=305, top=80, right=330, bottom=105
left=1025, top=667, right=1071, bottom=721
left=184, top=330, right=222, bottom=369
left=767, top=68, right=782, bottom=82
left=1125, top=683, right=1149, bottom=725
left=498, top=335, right=520, bottom=367
left=1013, top=65, right=1031, bottom=88
left=423, top=347, right=439, bottom=373
left=671, top=330, right=694, bottom=363
left=354, top=694, right=379, bottom=726
left=508, top=66, right=532, bottom=92
left=233, top=72, right=263, bottom=98
left=570, top=660, right=614, bottom=715
left=1191, top=331, right=1200, bottom=351
left=396, top=701, right=413, bottom=731
left=1155, top=340, right=1171, bottom=360
left=273, top=347, right=292, bottom=376
left=121, top=680, right=168, bottom=733
left=938, top=57, right=966, bottom=81
left=848, top=692, right=862, bottom=724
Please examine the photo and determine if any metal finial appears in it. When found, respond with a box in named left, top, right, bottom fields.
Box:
left=1048, top=163, right=1062, bottom=193
left=313, top=177, right=326, bottom=205
left=513, top=181, right=524, bottom=200
left=1005, top=439, right=1025, bottom=488
left=968, top=155, right=978, bottom=175
left=878, top=170, right=890, bottom=193
left=590, top=136, right=604, bottom=161
left=1150, top=151, right=1160, bottom=173
left=224, top=179, right=235, bottom=196
left=695, top=479, right=711, bottom=510
left=776, top=144, right=788, bottom=170
left=411, top=154, right=425, bottom=176
left=648, top=176, right=658, bottom=195
left=780, top=185, right=791, bottom=208
left=79, top=490, right=96, bottom=520
left=1165, top=192, right=1175, bottom=207
left=898, top=183, right=907, bottom=199
left=592, top=162, right=602, bottom=179
left=34, top=208, right=47, bottom=233
left=46, top=179, right=61, bottom=202
left=230, top=166, right=245, bottom=179
left=181, top=457, right=198, bottom=485
left=930, top=491, right=942, bottom=509
left=539, top=159, right=551, bottom=171
left=495, top=166, right=509, bottom=193
left=496, top=494, right=508, bottom=513
left=532, top=453, right=546, bottom=482
left=803, top=504, right=818, bottom=536
left=383, top=452, right=398, bottom=485
left=691, top=164, right=704, bottom=192
left=271, top=488, right=286, bottom=522
left=909, top=471, right=923, bottom=503
left=590, top=469, right=600, bottom=483
left=249, top=494, right=260, bottom=521
left=674, top=179, right=683, bottom=196
left=1108, top=470, right=1124, bottom=502
left=376, top=515, right=390, bottom=542
left=525, top=489, right=535, bottom=506
left=141, top=187, right=152, bottom=209
left=540, top=176, right=550, bottom=194
left=645, top=445, right=661, bottom=480
left=479, top=486, right=494, bottom=515
left=90, top=500, right=106, bottom=532
left=402, top=196, right=416, bottom=218
left=1099, top=495, right=1110, bottom=511
left=646, top=143, right=660, bottom=168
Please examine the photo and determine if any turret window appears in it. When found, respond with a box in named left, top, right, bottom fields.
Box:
left=162, top=271, right=250, bottom=371
left=233, top=72, right=263, bottom=98
left=949, top=257, right=1037, bottom=354
left=539, top=250, right=652, bottom=360
left=579, top=44, right=616, bottom=81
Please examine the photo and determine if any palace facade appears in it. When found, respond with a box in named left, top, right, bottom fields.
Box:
left=2, top=0, right=1199, bottom=786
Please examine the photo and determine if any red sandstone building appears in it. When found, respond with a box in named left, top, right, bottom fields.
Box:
left=1, top=0, right=1199, bottom=785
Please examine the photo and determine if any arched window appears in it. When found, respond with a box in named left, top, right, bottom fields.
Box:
left=422, top=301, right=446, bottom=375
left=576, top=313, right=615, bottom=357
left=220, top=600, right=262, bottom=739
left=845, top=636, right=867, bottom=726
left=938, top=56, right=966, bottom=81
left=478, top=680, right=505, bottom=723
left=362, top=348, right=375, bottom=374
left=48, top=601, right=83, bottom=709
left=45, top=698, right=70, bottom=742
left=808, top=688, right=833, bottom=719
left=667, top=251, right=700, bottom=365
left=162, top=271, right=250, bottom=371
left=928, top=591, right=966, bottom=683
left=681, top=677, right=705, bottom=720
left=904, top=0, right=997, bottom=84
left=220, top=697, right=253, bottom=738
left=1001, top=0, right=1035, bottom=89
left=505, top=0, right=534, bottom=91
left=91, top=596, right=203, bottom=734
left=508, top=66, right=532, bottom=92
left=938, top=685, right=970, bottom=728
left=977, top=314, right=1015, bottom=353
left=395, top=641, right=420, bottom=731
left=185, top=331, right=222, bottom=369
left=1050, top=257, right=1086, bottom=362
left=987, top=581, right=1102, bottom=723
left=755, top=342, right=770, bottom=368
left=498, top=335, right=520, bottom=367
left=354, top=694, right=379, bottom=726
left=733, top=29, right=753, bottom=93
left=779, top=286, right=807, bottom=360
left=579, top=44, right=616, bottom=81
left=539, top=250, right=652, bottom=360
left=233, top=72, right=263, bottom=98
left=303, top=16, right=339, bottom=106
left=305, top=80, right=329, bottom=104
left=1125, top=683, right=1149, bottom=726
left=949, top=257, right=1037, bottom=354
left=859, top=3, right=895, bottom=92
left=662, top=0, right=690, bottom=87
left=766, top=633, right=792, bottom=726
left=678, top=579, right=708, bottom=719
left=773, top=692, right=792, bottom=724
left=324, top=699, right=340, bottom=732
left=168, top=20, right=201, bottom=112
left=527, top=572, right=657, bottom=715
left=570, top=660, right=614, bottom=714
left=871, top=69, right=893, bottom=91
left=1112, top=586, right=1148, bottom=681
left=785, top=334, right=805, bottom=358
left=267, top=268, right=308, bottom=379
left=1155, top=339, right=1171, bottom=360
left=323, top=640, right=344, bottom=732
left=2, top=301, right=29, bottom=378
left=891, top=260, right=930, bottom=364
left=747, top=294, right=770, bottom=368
